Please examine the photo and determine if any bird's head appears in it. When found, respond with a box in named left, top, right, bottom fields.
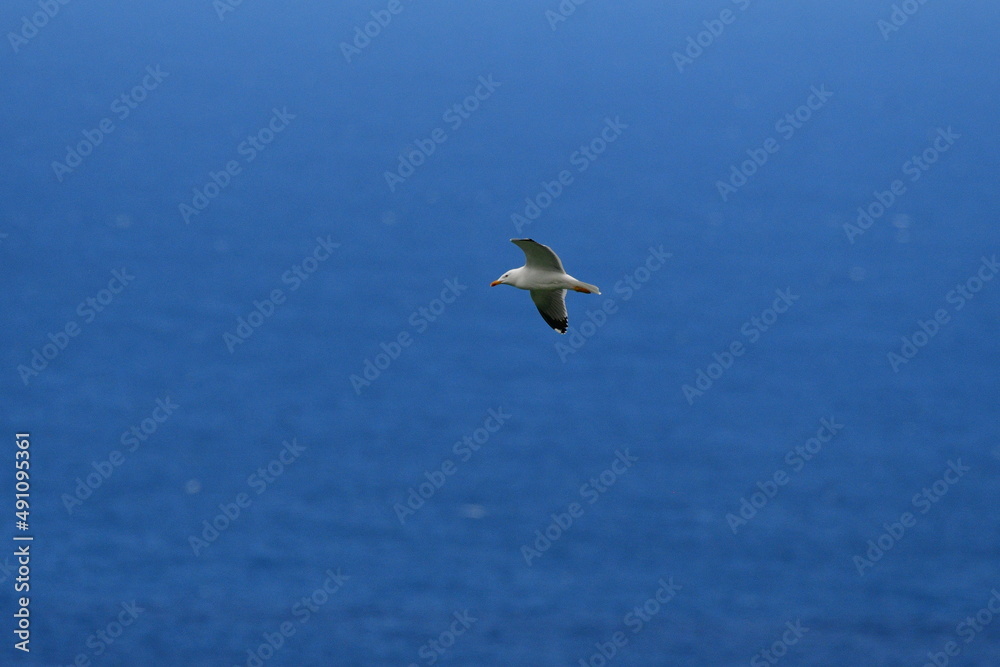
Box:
left=490, top=271, right=511, bottom=287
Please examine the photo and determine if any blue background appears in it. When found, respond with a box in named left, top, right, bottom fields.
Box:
left=2, top=1, right=999, bottom=665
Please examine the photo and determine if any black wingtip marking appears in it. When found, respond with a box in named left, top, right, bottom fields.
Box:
left=536, top=308, right=568, bottom=334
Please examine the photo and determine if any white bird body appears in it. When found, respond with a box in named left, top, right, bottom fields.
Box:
left=501, top=265, right=597, bottom=292
left=491, top=238, right=601, bottom=333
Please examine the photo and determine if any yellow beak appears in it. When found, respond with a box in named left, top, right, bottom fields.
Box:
left=490, top=280, right=502, bottom=287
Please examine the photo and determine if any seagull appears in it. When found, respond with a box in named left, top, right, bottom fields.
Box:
left=491, top=238, right=601, bottom=334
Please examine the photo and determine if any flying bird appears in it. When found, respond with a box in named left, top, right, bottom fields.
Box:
left=491, top=238, right=601, bottom=333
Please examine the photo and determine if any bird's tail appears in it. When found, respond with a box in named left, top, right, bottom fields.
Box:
left=573, top=280, right=601, bottom=295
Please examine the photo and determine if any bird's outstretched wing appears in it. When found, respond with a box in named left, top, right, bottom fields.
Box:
left=511, top=238, right=565, bottom=272
left=530, top=289, right=568, bottom=333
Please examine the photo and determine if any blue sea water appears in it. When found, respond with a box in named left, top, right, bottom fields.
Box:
left=2, top=1, right=999, bottom=665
